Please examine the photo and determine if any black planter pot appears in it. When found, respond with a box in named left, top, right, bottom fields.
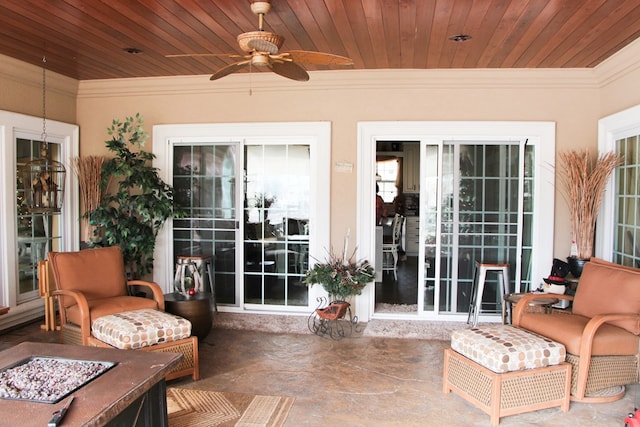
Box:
left=567, top=256, right=590, bottom=278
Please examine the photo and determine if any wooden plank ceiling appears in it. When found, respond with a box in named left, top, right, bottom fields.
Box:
left=0, top=0, right=639, bottom=81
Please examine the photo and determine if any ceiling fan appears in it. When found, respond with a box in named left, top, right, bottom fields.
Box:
left=167, top=1, right=353, bottom=82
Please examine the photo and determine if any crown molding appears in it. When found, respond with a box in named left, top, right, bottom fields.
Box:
left=77, top=67, right=599, bottom=98
left=593, top=37, right=640, bottom=87
left=6, top=35, right=640, bottom=101
left=309, top=68, right=598, bottom=90
left=0, top=54, right=78, bottom=98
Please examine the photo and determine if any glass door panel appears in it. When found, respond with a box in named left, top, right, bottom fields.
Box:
left=173, top=144, right=239, bottom=305
left=15, top=137, right=62, bottom=303
left=244, top=144, right=310, bottom=307
left=421, top=141, right=533, bottom=316
left=614, top=134, right=640, bottom=267
left=423, top=145, right=439, bottom=312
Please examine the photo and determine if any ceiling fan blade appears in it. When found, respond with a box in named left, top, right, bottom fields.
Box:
left=166, top=53, right=246, bottom=59
left=284, top=50, right=353, bottom=66
left=268, top=61, right=309, bottom=81
left=210, top=60, right=251, bottom=81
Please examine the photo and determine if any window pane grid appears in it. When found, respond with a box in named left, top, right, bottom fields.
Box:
left=434, top=143, right=530, bottom=315
left=173, top=144, right=238, bottom=305
left=614, top=135, right=640, bottom=268
left=376, top=158, right=399, bottom=203
left=16, top=137, right=63, bottom=303
left=244, top=144, right=310, bottom=307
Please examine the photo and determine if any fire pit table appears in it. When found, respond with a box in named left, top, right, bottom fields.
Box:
left=0, top=342, right=181, bottom=427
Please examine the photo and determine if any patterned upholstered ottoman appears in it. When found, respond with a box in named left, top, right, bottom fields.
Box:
left=443, top=325, right=570, bottom=426
left=88, top=309, right=199, bottom=381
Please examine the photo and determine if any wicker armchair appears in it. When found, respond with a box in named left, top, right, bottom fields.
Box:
left=513, top=258, right=640, bottom=402
left=47, top=246, right=164, bottom=346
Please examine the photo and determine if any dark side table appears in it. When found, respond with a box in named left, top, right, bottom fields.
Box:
left=503, top=292, right=559, bottom=324
left=164, top=292, right=213, bottom=340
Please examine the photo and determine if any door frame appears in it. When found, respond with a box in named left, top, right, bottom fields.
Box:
left=0, top=110, right=79, bottom=330
left=357, top=121, right=556, bottom=322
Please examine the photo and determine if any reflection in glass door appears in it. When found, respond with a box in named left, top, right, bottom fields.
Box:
left=173, top=144, right=239, bottom=305
left=244, top=144, right=310, bottom=307
left=420, top=141, right=534, bottom=316
left=171, top=142, right=311, bottom=309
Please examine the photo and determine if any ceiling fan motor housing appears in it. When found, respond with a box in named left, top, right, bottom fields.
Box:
left=237, top=31, right=283, bottom=53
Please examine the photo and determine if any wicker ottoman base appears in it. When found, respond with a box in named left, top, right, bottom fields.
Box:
left=443, top=349, right=571, bottom=426
left=62, top=323, right=199, bottom=381
left=89, top=335, right=199, bottom=381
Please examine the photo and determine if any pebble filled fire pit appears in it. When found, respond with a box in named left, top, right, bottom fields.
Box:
left=0, top=357, right=115, bottom=403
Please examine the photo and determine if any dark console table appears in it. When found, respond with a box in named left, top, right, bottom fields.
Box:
left=0, top=342, right=181, bottom=427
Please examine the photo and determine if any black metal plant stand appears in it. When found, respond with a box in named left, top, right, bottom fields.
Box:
left=307, top=297, right=360, bottom=340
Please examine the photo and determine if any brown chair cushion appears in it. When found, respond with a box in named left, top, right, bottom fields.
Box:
left=65, top=296, right=159, bottom=326
left=519, top=312, right=639, bottom=356
left=572, top=258, right=640, bottom=335
left=49, top=246, right=129, bottom=307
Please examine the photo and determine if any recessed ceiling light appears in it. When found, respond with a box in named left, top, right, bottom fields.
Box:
left=449, top=34, right=472, bottom=42
left=123, top=47, right=143, bottom=54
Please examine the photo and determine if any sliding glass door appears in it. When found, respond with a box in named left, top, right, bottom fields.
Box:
left=613, top=133, right=640, bottom=267
left=172, top=142, right=311, bottom=308
left=596, top=104, right=640, bottom=264
left=359, top=121, right=554, bottom=322
left=15, top=135, right=65, bottom=303
left=421, top=141, right=533, bottom=316
left=155, top=122, right=330, bottom=313
left=173, top=143, right=240, bottom=305
left=244, top=144, right=310, bottom=307
left=0, top=111, right=78, bottom=329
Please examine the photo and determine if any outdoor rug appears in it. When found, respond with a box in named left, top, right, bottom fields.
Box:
left=167, top=387, right=294, bottom=427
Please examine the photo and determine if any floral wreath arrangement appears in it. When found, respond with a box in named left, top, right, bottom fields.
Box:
left=304, top=231, right=374, bottom=302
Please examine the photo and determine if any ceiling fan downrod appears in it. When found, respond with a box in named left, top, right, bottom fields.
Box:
left=251, top=1, right=271, bottom=31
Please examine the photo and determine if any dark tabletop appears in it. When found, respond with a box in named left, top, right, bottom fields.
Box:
left=0, top=342, right=181, bottom=427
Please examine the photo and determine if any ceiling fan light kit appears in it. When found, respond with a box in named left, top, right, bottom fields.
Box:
left=251, top=54, right=271, bottom=67
left=169, top=0, right=352, bottom=82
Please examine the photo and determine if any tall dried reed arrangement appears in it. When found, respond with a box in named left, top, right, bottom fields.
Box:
left=72, top=155, right=107, bottom=241
left=558, top=149, right=622, bottom=259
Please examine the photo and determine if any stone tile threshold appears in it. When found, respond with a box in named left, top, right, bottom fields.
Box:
left=214, top=311, right=468, bottom=340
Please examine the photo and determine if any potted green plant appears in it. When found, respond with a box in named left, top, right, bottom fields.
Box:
left=558, top=148, right=622, bottom=276
left=88, top=114, right=183, bottom=278
left=304, top=233, right=374, bottom=319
